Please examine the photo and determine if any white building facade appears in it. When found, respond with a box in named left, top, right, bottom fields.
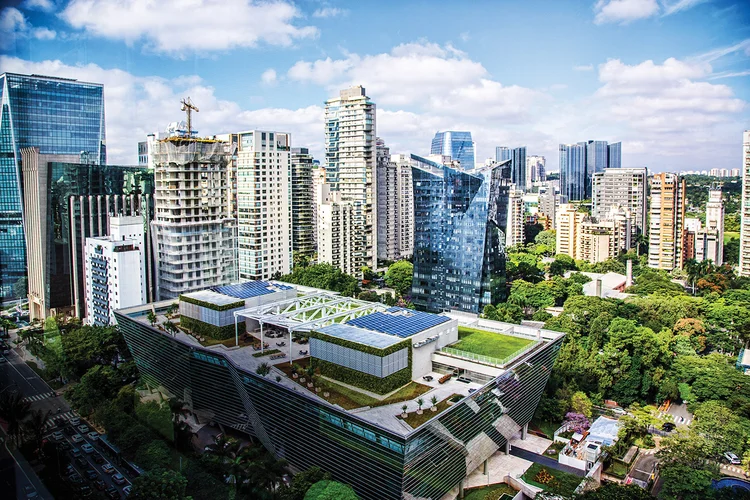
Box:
left=506, top=189, right=525, bottom=247
left=592, top=167, right=648, bottom=246
left=741, top=131, right=750, bottom=276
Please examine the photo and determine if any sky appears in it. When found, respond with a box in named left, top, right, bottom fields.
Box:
left=0, top=0, right=749, bottom=172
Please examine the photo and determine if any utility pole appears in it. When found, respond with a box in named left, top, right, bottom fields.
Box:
left=180, top=97, right=199, bottom=138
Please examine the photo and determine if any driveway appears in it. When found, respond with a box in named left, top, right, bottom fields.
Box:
left=628, top=452, right=658, bottom=486
left=510, top=447, right=585, bottom=477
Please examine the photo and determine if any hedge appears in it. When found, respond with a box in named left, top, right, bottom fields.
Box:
left=180, top=316, right=243, bottom=340
left=252, top=349, right=280, bottom=358
left=308, top=330, right=409, bottom=357
left=179, top=295, right=245, bottom=312
left=313, top=359, right=412, bottom=395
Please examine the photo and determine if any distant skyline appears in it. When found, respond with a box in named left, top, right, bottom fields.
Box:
left=0, top=0, right=748, bottom=172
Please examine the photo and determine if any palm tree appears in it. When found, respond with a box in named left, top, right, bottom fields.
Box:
left=24, top=409, right=51, bottom=453
left=0, top=391, right=31, bottom=445
left=247, top=454, right=289, bottom=493
left=256, top=363, right=271, bottom=378
left=147, top=310, right=157, bottom=327
left=430, top=395, right=438, bottom=411
left=416, top=398, right=424, bottom=414
left=401, top=404, right=408, bottom=417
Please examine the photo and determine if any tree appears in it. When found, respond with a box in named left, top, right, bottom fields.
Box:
left=256, top=362, right=271, bottom=378
left=384, top=261, right=413, bottom=297
left=570, top=392, right=592, bottom=418
left=13, top=276, right=27, bottom=299
left=279, top=466, right=331, bottom=500
left=549, top=254, right=577, bottom=276
left=535, top=230, right=556, bottom=254
left=147, top=310, right=157, bottom=327
left=304, top=480, right=359, bottom=500
left=280, top=264, right=360, bottom=297
left=563, top=412, right=590, bottom=433
left=67, top=365, right=122, bottom=415
left=130, top=469, right=192, bottom=500
left=574, top=483, right=652, bottom=499
left=0, top=390, right=31, bottom=445
left=357, top=291, right=381, bottom=303
left=23, top=409, right=51, bottom=452
left=135, top=440, right=172, bottom=471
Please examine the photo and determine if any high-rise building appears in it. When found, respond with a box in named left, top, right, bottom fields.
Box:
left=555, top=204, right=586, bottom=259
left=320, top=86, right=377, bottom=276
left=311, top=165, right=326, bottom=250
left=506, top=189, right=525, bottom=248
left=732, top=168, right=741, bottom=177
left=741, top=131, right=750, bottom=276
left=85, top=216, right=147, bottom=326
left=291, top=147, right=315, bottom=262
left=20, top=147, right=153, bottom=320
left=510, top=147, right=527, bottom=191
left=648, top=173, right=686, bottom=270
left=539, top=191, right=566, bottom=230
left=231, top=131, right=292, bottom=280
left=559, top=140, right=621, bottom=201
left=431, top=131, right=475, bottom=170
left=376, top=138, right=398, bottom=262
left=152, top=137, right=237, bottom=299
left=696, top=186, right=724, bottom=265
left=591, top=167, right=648, bottom=246
left=495, top=146, right=511, bottom=163
left=412, top=157, right=511, bottom=313
left=0, top=72, right=106, bottom=301
left=526, top=155, right=546, bottom=184
left=556, top=204, right=630, bottom=262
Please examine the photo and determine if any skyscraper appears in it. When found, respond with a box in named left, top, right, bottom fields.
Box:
left=696, top=186, right=724, bottom=265
left=648, top=173, right=686, bottom=270
left=559, top=140, right=621, bottom=201
left=411, top=157, right=511, bottom=313
left=320, top=86, right=377, bottom=276
left=506, top=189, right=525, bottom=247
left=511, top=147, right=527, bottom=191
left=526, top=155, right=546, bottom=184
left=431, top=131, right=475, bottom=170
left=291, top=147, right=315, bottom=261
left=495, top=146, right=511, bottom=163
left=608, top=142, right=622, bottom=169
left=0, top=72, right=106, bottom=301
left=233, top=131, right=292, bottom=280
left=591, top=167, right=648, bottom=246
left=741, top=131, right=750, bottom=276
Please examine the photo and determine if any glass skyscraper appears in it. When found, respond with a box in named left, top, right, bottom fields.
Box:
left=511, top=146, right=527, bottom=191
left=559, top=140, right=621, bottom=201
left=0, top=73, right=105, bottom=301
left=411, top=155, right=511, bottom=313
left=495, top=146, right=511, bottom=162
left=431, top=131, right=475, bottom=170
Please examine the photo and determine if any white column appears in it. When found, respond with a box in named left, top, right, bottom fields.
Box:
left=260, top=322, right=264, bottom=353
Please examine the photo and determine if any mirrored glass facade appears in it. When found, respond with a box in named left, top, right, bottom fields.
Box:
left=431, top=131, right=475, bottom=170
left=115, top=304, right=563, bottom=500
left=560, top=140, right=622, bottom=201
left=0, top=73, right=105, bottom=301
left=411, top=156, right=510, bottom=314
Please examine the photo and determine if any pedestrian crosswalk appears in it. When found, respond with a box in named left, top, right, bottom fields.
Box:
left=657, top=411, right=691, bottom=426
left=43, top=410, right=77, bottom=430
left=23, top=391, right=56, bottom=403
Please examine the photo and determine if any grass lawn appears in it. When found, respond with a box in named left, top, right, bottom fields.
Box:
left=531, top=419, right=560, bottom=439
left=521, top=463, right=582, bottom=497
left=463, top=484, right=517, bottom=500
left=399, top=394, right=462, bottom=428
left=452, top=326, right=533, bottom=360
left=605, top=461, right=629, bottom=479
left=725, top=231, right=740, bottom=243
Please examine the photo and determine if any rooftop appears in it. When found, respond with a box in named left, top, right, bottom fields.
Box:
left=182, top=290, right=243, bottom=307
left=346, top=307, right=450, bottom=338
left=211, top=280, right=291, bottom=299
left=317, top=323, right=405, bottom=349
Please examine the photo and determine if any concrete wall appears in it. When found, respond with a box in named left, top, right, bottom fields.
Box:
left=410, top=318, right=458, bottom=379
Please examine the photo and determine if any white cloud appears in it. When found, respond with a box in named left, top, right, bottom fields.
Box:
left=21, top=0, right=56, bottom=12
left=32, top=27, right=56, bottom=40
left=459, top=32, right=470, bottom=42
left=662, top=0, right=708, bottom=16
left=261, top=68, right=278, bottom=85
left=594, top=0, right=659, bottom=24
left=597, top=57, right=710, bottom=95
left=312, top=7, right=348, bottom=18
left=0, top=6, right=56, bottom=49
left=573, top=64, right=594, bottom=71
left=59, top=0, right=318, bottom=56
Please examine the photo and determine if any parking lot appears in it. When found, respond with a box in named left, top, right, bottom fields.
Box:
left=45, top=416, right=133, bottom=499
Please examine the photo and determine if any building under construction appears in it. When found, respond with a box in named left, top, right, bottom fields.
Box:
left=151, top=136, right=238, bottom=299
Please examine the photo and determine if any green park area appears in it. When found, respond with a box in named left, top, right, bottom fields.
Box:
left=451, top=326, right=533, bottom=361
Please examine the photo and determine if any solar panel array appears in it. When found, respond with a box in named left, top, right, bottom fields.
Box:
left=346, top=307, right=450, bottom=338
left=317, top=324, right=403, bottom=349
left=211, top=281, right=291, bottom=299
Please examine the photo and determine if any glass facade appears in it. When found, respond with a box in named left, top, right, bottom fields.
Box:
left=115, top=305, right=563, bottom=500
left=511, top=146, right=527, bottom=191
left=431, top=131, right=475, bottom=170
left=291, top=148, right=315, bottom=259
left=0, top=73, right=105, bottom=301
left=495, top=146, right=511, bottom=163
left=560, top=140, right=622, bottom=201
left=411, top=156, right=510, bottom=314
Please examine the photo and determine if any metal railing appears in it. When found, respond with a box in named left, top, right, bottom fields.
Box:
left=440, top=340, right=540, bottom=368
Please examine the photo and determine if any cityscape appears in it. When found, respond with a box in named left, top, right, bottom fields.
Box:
left=0, top=1, right=749, bottom=500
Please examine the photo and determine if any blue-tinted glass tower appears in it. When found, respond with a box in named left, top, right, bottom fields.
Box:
left=411, top=155, right=510, bottom=313
left=511, top=146, right=527, bottom=191
left=495, top=146, right=511, bottom=162
left=559, top=140, right=621, bottom=201
left=431, top=131, right=475, bottom=170
left=608, top=142, right=622, bottom=169
left=0, top=73, right=105, bottom=301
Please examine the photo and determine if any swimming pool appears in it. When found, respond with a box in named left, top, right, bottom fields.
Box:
left=712, top=477, right=750, bottom=492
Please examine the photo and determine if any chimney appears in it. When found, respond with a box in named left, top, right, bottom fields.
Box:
left=626, top=259, right=633, bottom=288
left=596, top=279, right=602, bottom=298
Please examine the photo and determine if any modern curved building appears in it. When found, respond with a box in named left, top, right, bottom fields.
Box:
left=431, top=131, right=475, bottom=171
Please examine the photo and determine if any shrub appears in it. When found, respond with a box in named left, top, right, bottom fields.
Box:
left=180, top=316, right=243, bottom=340
left=179, top=295, right=245, bottom=312
left=313, top=358, right=411, bottom=395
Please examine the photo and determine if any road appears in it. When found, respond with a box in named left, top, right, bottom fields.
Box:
left=0, top=424, right=54, bottom=500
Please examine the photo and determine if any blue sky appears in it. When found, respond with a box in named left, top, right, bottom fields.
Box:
left=1, top=0, right=749, bottom=172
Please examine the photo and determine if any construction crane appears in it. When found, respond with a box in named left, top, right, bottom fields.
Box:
left=180, top=97, right=199, bottom=138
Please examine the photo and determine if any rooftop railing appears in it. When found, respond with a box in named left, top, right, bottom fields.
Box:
left=440, top=340, right=541, bottom=368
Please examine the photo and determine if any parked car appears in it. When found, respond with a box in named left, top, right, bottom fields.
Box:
left=105, top=487, right=121, bottom=500
left=724, top=451, right=742, bottom=465
left=82, top=443, right=95, bottom=454
left=662, top=422, right=676, bottom=432
left=69, top=416, right=81, bottom=427
left=71, top=433, right=84, bottom=443
left=92, top=453, right=105, bottom=464
left=64, top=464, right=76, bottom=476
left=52, top=431, right=64, bottom=441
left=112, top=473, right=126, bottom=485
left=611, top=407, right=627, bottom=415
left=23, top=485, right=38, bottom=498
left=77, top=424, right=90, bottom=434
left=69, top=448, right=81, bottom=458
left=64, top=425, right=76, bottom=435
left=85, top=468, right=98, bottom=480
left=102, top=463, right=116, bottom=474
left=94, top=479, right=107, bottom=491
left=87, top=431, right=100, bottom=441
left=123, top=485, right=131, bottom=497
left=58, top=441, right=71, bottom=451
left=67, top=473, right=83, bottom=485
left=78, top=485, right=92, bottom=497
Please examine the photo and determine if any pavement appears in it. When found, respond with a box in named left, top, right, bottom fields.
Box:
left=662, top=402, right=693, bottom=427
left=510, top=447, right=586, bottom=477
left=627, top=452, right=658, bottom=487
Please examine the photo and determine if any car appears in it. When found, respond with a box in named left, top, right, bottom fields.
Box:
left=92, top=453, right=105, bottom=464
left=69, top=448, right=81, bottom=458
left=71, top=433, right=84, bottom=443
left=0, top=357, right=6, bottom=363
left=23, top=485, right=38, bottom=498
left=662, top=422, right=676, bottom=432
left=84, top=468, right=98, bottom=480
left=52, top=431, right=64, bottom=441
left=54, top=416, right=66, bottom=427
left=77, top=424, right=90, bottom=434
left=78, top=485, right=92, bottom=497
left=76, top=457, right=88, bottom=468
left=64, top=464, right=76, bottom=476
left=82, top=443, right=95, bottom=454
left=58, top=441, right=71, bottom=451
left=87, top=431, right=99, bottom=441
left=112, top=473, right=126, bottom=485
left=102, top=463, right=116, bottom=474
left=468, top=388, right=477, bottom=394
left=611, top=407, right=627, bottom=416
left=69, top=416, right=81, bottom=426
left=67, top=473, right=83, bottom=485
left=105, top=486, right=121, bottom=500
left=724, top=451, right=742, bottom=465
left=94, top=479, right=107, bottom=491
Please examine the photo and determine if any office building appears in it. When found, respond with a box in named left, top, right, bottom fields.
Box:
left=559, top=140, right=621, bottom=201
left=495, top=146, right=511, bottom=163
left=151, top=137, right=237, bottom=299
left=539, top=191, right=565, bottom=230
left=311, top=166, right=326, bottom=250
left=506, top=190, right=525, bottom=248
left=0, top=72, right=106, bottom=301
left=412, top=157, right=511, bottom=313
left=591, top=168, right=648, bottom=246
left=116, top=281, right=564, bottom=500
left=376, top=138, right=398, bottom=262
left=231, top=131, right=292, bottom=280
left=291, top=148, right=315, bottom=261
left=85, top=216, right=147, bottom=326
left=648, top=173, right=686, bottom=270
left=21, top=147, right=153, bottom=320
left=510, top=147, right=527, bottom=191
left=527, top=155, right=546, bottom=184
left=320, top=86, right=377, bottom=276
left=696, top=186, right=724, bottom=265
left=395, top=155, right=414, bottom=259
left=741, top=131, right=750, bottom=276
left=431, top=131, right=475, bottom=170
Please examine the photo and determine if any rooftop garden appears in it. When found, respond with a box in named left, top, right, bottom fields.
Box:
left=521, top=463, right=582, bottom=497
left=449, top=326, right=534, bottom=361
left=399, top=394, right=462, bottom=428
left=463, top=484, right=517, bottom=500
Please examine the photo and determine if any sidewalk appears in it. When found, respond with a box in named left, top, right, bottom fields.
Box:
left=0, top=425, right=54, bottom=500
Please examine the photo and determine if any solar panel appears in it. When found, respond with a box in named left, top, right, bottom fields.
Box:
left=211, top=280, right=291, bottom=299
left=317, top=324, right=403, bottom=349
left=346, top=307, right=449, bottom=338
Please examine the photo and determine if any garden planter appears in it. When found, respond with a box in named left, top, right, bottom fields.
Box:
left=292, top=373, right=298, bottom=379
left=323, top=392, right=330, bottom=397
left=416, top=410, right=423, bottom=415
left=431, top=406, right=437, bottom=412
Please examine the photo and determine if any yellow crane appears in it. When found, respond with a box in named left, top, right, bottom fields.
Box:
left=180, top=97, right=199, bottom=137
